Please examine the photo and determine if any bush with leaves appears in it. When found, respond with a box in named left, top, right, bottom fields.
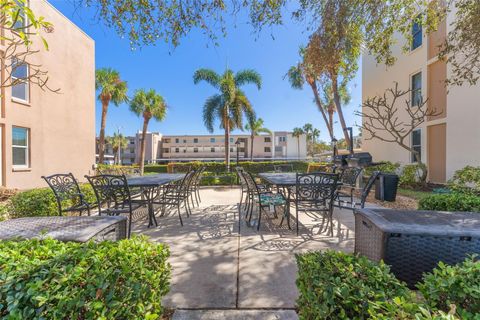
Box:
left=418, top=256, right=480, bottom=319
left=400, top=163, right=427, bottom=188
left=447, top=166, right=480, bottom=195
left=0, top=236, right=170, bottom=319
left=364, top=161, right=401, bottom=177
left=418, top=193, right=480, bottom=212
left=296, top=250, right=412, bottom=319
left=9, top=184, right=96, bottom=218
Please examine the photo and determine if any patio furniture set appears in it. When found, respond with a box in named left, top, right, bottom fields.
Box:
left=235, top=165, right=378, bottom=235
left=0, top=169, right=206, bottom=242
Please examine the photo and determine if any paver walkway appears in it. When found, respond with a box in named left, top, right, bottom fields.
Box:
left=132, top=187, right=356, bottom=319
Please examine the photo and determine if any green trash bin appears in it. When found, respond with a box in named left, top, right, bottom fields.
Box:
left=375, top=173, right=399, bottom=202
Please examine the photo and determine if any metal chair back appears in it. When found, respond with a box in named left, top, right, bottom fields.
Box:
left=295, top=172, right=339, bottom=204
left=42, top=173, right=89, bottom=216
left=339, top=167, right=363, bottom=187
left=85, top=174, right=132, bottom=214
left=360, top=171, right=381, bottom=208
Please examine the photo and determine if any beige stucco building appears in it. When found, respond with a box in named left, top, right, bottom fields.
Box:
left=1, top=1, right=95, bottom=189
left=362, top=6, right=480, bottom=183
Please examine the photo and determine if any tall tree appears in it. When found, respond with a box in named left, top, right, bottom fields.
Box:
left=193, top=68, right=260, bottom=171
left=292, top=127, right=304, bottom=159
left=106, top=132, right=128, bottom=165
left=95, top=68, right=128, bottom=164
left=245, top=117, right=271, bottom=161
left=302, top=123, right=313, bottom=156
left=129, top=89, right=167, bottom=175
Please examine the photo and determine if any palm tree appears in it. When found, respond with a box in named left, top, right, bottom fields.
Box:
left=95, top=68, right=128, bottom=163
left=292, top=127, right=304, bottom=159
left=245, top=117, right=271, bottom=161
left=193, top=68, right=261, bottom=171
left=303, top=123, right=313, bottom=156
left=107, top=132, right=129, bottom=165
left=129, top=89, right=167, bottom=175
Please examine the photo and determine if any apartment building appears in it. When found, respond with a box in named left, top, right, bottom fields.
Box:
left=362, top=7, right=480, bottom=183
left=99, top=131, right=307, bottom=163
left=1, top=1, right=95, bottom=189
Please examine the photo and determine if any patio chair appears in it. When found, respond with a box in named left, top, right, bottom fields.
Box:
left=335, top=171, right=380, bottom=210
left=274, top=164, right=294, bottom=172
left=188, top=166, right=205, bottom=207
left=285, top=172, right=339, bottom=236
left=156, top=170, right=196, bottom=226
left=244, top=171, right=286, bottom=231
left=235, top=167, right=248, bottom=212
left=335, top=167, right=363, bottom=206
left=42, top=173, right=93, bottom=216
left=85, top=174, right=142, bottom=238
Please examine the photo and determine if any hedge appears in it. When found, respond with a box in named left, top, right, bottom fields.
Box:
left=8, top=184, right=96, bottom=219
left=448, top=166, right=480, bottom=195
left=296, top=251, right=474, bottom=320
left=418, top=193, right=480, bottom=212
left=0, top=236, right=171, bottom=319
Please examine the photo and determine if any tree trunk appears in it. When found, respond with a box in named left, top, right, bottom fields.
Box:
left=297, top=137, right=300, bottom=159
left=328, top=105, right=334, bottom=139
left=308, top=80, right=333, bottom=141
left=98, top=100, right=109, bottom=164
left=224, top=119, right=230, bottom=172
left=113, top=146, right=118, bottom=165
left=139, top=117, right=149, bottom=175
left=331, top=74, right=351, bottom=153
left=250, top=133, right=254, bottom=161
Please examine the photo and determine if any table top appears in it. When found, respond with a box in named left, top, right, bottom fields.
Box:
left=0, top=216, right=127, bottom=242
left=356, top=208, right=480, bottom=236
left=258, top=172, right=341, bottom=187
left=127, top=173, right=186, bottom=187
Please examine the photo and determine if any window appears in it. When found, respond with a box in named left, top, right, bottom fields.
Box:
left=129, top=148, right=135, bottom=153
left=411, top=129, right=421, bottom=163
left=264, top=147, right=271, bottom=153
left=275, top=146, right=283, bottom=152
left=230, top=138, right=234, bottom=143
left=12, top=127, right=29, bottom=167
left=183, top=139, right=187, bottom=143
left=239, top=148, right=245, bottom=153
left=183, top=149, right=186, bottom=153
left=13, top=1, right=27, bottom=30
left=163, top=148, right=170, bottom=153
left=163, top=138, right=171, bottom=143
left=210, top=137, right=215, bottom=143
left=194, top=138, right=198, bottom=143
left=411, top=72, right=422, bottom=106
left=279, top=136, right=286, bottom=142
left=11, top=59, right=29, bottom=102
left=194, top=148, right=198, bottom=153
left=411, top=16, right=422, bottom=50
left=230, top=148, right=234, bottom=152
left=175, top=138, right=179, bottom=143
left=175, top=148, right=179, bottom=153
left=210, top=147, right=215, bottom=153
left=264, top=137, right=271, bottom=143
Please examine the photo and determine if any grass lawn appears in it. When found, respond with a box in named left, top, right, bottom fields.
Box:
left=397, top=188, right=432, bottom=201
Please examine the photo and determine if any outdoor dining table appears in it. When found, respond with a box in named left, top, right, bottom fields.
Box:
left=0, top=216, right=127, bottom=242
left=127, top=173, right=186, bottom=227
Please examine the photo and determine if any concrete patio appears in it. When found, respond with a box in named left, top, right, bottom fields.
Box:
left=131, top=187, right=356, bottom=319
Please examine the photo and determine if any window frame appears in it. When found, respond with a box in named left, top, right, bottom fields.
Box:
left=193, top=147, right=198, bottom=153
left=210, top=137, right=215, bottom=143
left=411, top=129, right=421, bottom=163
left=411, top=16, right=422, bottom=51
left=264, top=146, right=271, bottom=153
left=12, top=126, right=30, bottom=169
left=264, top=137, right=271, bottom=143
left=411, top=72, right=422, bottom=107
left=210, top=147, right=215, bottom=153
left=11, top=58, right=30, bottom=103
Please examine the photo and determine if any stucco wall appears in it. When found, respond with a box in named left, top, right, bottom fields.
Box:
left=0, top=1, right=95, bottom=189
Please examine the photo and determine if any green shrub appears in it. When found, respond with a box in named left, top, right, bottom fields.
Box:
left=296, top=250, right=411, bottom=320
left=200, top=172, right=237, bottom=186
left=418, top=193, right=480, bottom=212
left=150, top=161, right=311, bottom=174
left=9, top=184, right=97, bottom=218
left=418, top=256, right=480, bottom=319
left=364, top=161, right=401, bottom=177
left=448, top=166, right=480, bottom=195
left=0, top=235, right=170, bottom=319
left=143, top=164, right=168, bottom=174
left=400, top=163, right=427, bottom=188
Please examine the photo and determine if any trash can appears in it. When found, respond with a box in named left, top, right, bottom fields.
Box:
left=375, top=173, right=399, bottom=201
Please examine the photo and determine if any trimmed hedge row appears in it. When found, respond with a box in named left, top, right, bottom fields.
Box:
left=418, top=193, right=480, bottom=212
left=0, top=236, right=171, bottom=319
left=296, top=251, right=478, bottom=319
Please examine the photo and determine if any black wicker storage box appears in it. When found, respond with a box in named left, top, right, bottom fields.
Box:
left=354, top=208, right=480, bottom=287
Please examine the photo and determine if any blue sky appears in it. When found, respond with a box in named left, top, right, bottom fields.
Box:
left=51, top=1, right=362, bottom=142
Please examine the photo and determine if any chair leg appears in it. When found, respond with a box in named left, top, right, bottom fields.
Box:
left=194, top=188, right=200, bottom=207
left=197, top=188, right=202, bottom=203
left=257, top=206, right=262, bottom=231
left=177, top=204, right=183, bottom=226
left=128, top=212, right=133, bottom=238
left=239, top=189, right=244, bottom=212
left=296, top=207, right=299, bottom=236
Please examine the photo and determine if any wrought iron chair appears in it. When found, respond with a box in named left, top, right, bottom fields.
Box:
left=284, top=172, right=339, bottom=236
left=335, top=171, right=380, bottom=210
left=244, top=171, right=286, bottom=231
left=42, top=173, right=93, bottom=216
left=189, top=166, right=205, bottom=207
left=274, top=164, right=294, bottom=172
left=156, top=170, right=196, bottom=226
left=235, top=167, right=248, bottom=212
left=335, top=167, right=363, bottom=205
left=85, top=174, right=142, bottom=238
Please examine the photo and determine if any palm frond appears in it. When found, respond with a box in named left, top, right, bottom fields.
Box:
left=95, top=67, right=128, bottom=106
left=193, top=68, right=221, bottom=88
left=235, top=69, right=262, bottom=89
left=286, top=65, right=305, bottom=90
left=129, top=89, right=148, bottom=116
left=203, top=94, right=222, bottom=133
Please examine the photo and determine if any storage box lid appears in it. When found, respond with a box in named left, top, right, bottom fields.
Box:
left=355, top=208, right=480, bottom=237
